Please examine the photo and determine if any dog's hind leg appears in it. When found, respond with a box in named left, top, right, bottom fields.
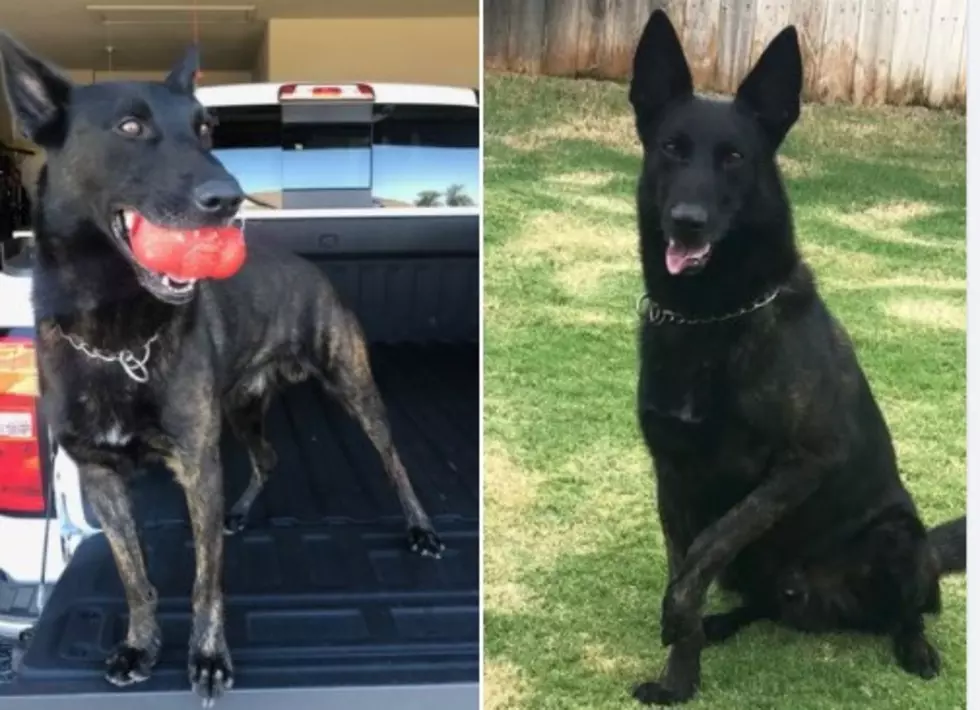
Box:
left=892, top=614, right=940, bottom=680
left=78, top=463, right=161, bottom=687
left=320, top=312, right=444, bottom=558
left=819, top=514, right=942, bottom=679
left=878, top=523, right=943, bottom=679
left=224, top=391, right=276, bottom=535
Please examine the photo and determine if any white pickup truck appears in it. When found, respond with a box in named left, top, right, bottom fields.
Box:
left=0, top=81, right=479, bottom=709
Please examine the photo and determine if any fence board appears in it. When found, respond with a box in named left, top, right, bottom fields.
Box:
left=594, top=0, right=632, bottom=78
left=955, top=12, right=967, bottom=105
left=923, top=0, right=963, bottom=106
left=949, top=0, right=967, bottom=108
left=789, top=0, right=829, bottom=100
left=873, top=0, right=900, bottom=104
left=751, top=0, right=793, bottom=68
left=888, top=0, right=933, bottom=104
left=685, top=0, right=723, bottom=88
left=853, top=0, right=885, bottom=105
left=732, top=0, right=759, bottom=92
left=483, top=0, right=966, bottom=108
left=483, top=0, right=510, bottom=71
left=715, top=0, right=741, bottom=91
left=817, top=0, right=861, bottom=102
left=542, top=0, right=584, bottom=75
left=575, top=0, right=602, bottom=74
left=509, top=0, right=548, bottom=74
left=921, top=0, right=948, bottom=105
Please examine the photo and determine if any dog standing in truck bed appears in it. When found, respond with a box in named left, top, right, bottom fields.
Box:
left=626, top=10, right=966, bottom=706
left=0, top=34, right=444, bottom=705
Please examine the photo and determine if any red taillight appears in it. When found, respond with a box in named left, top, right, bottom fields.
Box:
left=0, top=337, right=43, bottom=515
left=277, top=83, right=374, bottom=101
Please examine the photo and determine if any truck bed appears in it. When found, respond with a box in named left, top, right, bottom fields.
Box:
left=0, top=343, right=478, bottom=707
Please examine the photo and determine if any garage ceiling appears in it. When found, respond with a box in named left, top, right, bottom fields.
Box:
left=0, top=0, right=472, bottom=71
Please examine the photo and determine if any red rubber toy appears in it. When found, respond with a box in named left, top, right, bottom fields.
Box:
left=128, top=214, right=246, bottom=281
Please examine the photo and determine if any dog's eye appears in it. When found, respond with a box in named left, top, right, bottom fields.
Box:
left=116, top=118, right=144, bottom=138
left=197, top=122, right=211, bottom=139
left=661, top=140, right=681, bottom=159
left=721, top=149, right=744, bottom=167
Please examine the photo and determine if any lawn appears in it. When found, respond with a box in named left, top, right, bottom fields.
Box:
left=482, top=72, right=966, bottom=710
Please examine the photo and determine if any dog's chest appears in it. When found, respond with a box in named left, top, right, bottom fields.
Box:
left=40, top=347, right=163, bottom=450
left=636, top=326, right=767, bottom=472
left=90, top=412, right=132, bottom=446
left=638, top=325, right=782, bottom=516
left=637, top=326, right=722, bottom=426
left=66, top=386, right=154, bottom=446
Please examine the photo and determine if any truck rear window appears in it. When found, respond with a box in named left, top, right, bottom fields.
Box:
left=209, top=102, right=479, bottom=210
left=373, top=104, right=479, bottom=208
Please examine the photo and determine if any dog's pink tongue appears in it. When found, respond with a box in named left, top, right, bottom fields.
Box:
left=665, top=240, right=710, bottom=275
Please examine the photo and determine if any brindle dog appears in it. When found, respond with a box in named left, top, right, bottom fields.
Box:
left=627, top=10, right=966, bottom=706
left=0, top=34, right=444, bottom=705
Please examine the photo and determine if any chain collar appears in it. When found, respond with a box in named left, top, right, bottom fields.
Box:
left=54, top=325, right=160, bottom=383
left=636, top=288, right=781, bottom=326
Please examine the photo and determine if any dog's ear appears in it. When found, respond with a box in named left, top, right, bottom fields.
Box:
left=735, top=26, right=803, bottom=148
left=629, top=9, right=693, bottom=130
left=0, top=32, right=72, bottom=147
left=165, top=44, right=200, bottom=95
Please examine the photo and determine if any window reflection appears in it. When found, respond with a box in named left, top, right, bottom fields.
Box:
left=282, top=123, right=371, bottom=191
left=209, top=102, right=479, bottom=209
left=373, top=105, right=479, bottom=208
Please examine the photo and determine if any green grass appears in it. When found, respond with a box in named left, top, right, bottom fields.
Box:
left=482, top=73, right=966, bottom=710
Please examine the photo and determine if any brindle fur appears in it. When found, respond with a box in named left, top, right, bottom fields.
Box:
left=0, top=34, right=444, bottom=706
left=626, top=11, right=965, bottom=705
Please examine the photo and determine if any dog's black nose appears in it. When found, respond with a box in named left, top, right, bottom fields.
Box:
left=193, top=180, right=244, bottom=214
left=669, top=203, right=708, bottom=231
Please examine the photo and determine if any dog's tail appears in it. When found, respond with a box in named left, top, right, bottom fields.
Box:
left=928, top=515, right=966, bottom=575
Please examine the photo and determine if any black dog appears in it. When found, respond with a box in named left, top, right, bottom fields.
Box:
left=0, top=35, right=444, bottom=705
left=628, top=10, right=965, bottom=705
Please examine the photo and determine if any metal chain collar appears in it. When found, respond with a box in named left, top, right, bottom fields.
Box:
left=54, top=325, right=160, bottom=383
left=636, top=288, right=781, bottom=326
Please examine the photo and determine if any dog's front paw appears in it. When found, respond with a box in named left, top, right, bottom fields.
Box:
left=189, top=646, right=234, bottom=707
left=631, top=679, right=697, bottom=706
left=894, top=633, right=941, bottom=680
left=105, top=642, right=158, bottom=687
left=408, top=526, right=445, bottom=558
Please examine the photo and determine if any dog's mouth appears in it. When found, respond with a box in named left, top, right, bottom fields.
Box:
left=110, top=210, right=199, bottom=303
left=665, top=238, right=712, bottom=276
left=109, top=208, right=246, bottom=305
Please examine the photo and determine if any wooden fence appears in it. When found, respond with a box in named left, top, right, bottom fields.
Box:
left=484, top=0, right=967, bottom=108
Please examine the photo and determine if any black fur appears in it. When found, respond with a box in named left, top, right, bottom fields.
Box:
left=626, top=11, right=965, bottom=706
left=0, top=33, right=444, bottom=705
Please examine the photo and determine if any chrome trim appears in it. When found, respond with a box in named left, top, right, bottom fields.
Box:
left=0, top=613, right=34, bottom=640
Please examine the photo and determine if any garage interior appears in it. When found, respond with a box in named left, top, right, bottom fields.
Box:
left=0, top=0, right=479, bottom=227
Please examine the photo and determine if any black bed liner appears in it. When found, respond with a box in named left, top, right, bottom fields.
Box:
left=0, top=344, right=478, bottom=707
